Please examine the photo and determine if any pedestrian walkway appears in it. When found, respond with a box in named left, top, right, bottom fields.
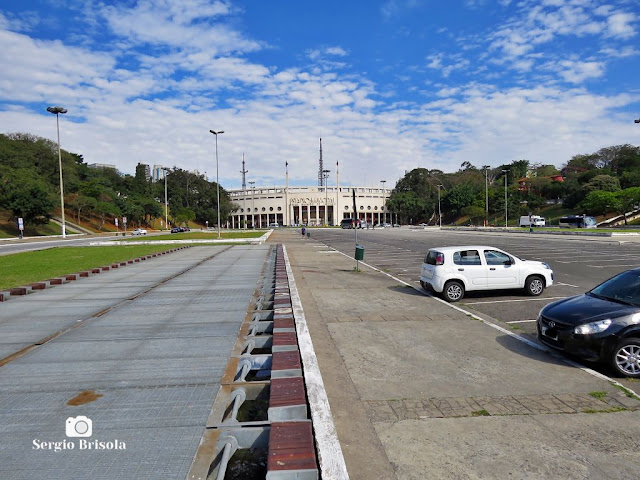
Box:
left=273, top=229, right=640, bottom=480
left=0, top=245, right=269, bottom=480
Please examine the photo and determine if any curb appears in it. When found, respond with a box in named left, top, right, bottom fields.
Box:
left=0, top=247, right=191, bottom=302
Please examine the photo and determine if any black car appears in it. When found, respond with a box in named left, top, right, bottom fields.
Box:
left=537, top=268, right=640, bottom=378
left=170, top=227, right=182, bottom=233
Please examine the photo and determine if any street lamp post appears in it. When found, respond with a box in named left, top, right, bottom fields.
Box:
left=209, top=130, right=224, bottom=239
left=248, top=181, right=255, bottom=229
left=483, top=165, right=490, bottom=227
left=323, top=169, right=330, bottom=225
left=502, top=169, right=510, bottom=228
left=47, top=106, right=68, bottom=238
left=437, top=184, right=444, bottom=228
left=162, top=168, right=169, bottom=230
left=380, top=180, right=386, bottom=224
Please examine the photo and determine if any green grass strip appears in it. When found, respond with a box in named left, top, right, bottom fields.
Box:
left=124, top=231, right=265, bottom=241
left=0, top=245, right=183, bottom=291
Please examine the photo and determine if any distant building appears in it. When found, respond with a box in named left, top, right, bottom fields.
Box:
left=152, top=165, right=166, bottom=182
left=88, top=163, right=116, bottom=170
left=228, top=185, right=392, bottom=228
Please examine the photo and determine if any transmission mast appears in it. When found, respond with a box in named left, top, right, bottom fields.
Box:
left=240, top=154, right=248, bottom=191
left=318, top=138, right=324, bottom=186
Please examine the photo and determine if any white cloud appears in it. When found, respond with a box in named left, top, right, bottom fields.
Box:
left=606, top=12, right=636, bottom=38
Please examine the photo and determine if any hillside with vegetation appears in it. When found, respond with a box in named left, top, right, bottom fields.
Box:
left=0, top=133, right=236, bottom=235
left=387, top=145, right=640, bottom=226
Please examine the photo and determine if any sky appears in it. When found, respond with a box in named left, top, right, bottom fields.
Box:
left=0, top=0, right=639, bottom=190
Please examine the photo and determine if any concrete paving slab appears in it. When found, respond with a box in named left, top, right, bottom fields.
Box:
left=272, top=230, right=640, bottom=480
left=1, top=244, right=271, bottom=478
left=375, top=413, right=640, bottom=480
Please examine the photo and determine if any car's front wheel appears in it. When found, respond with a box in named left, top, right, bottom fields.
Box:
left=443, top=280, right=464, bottom=302
left=525, top=275, right=545, bottom=296
left=610, top=338, right=640, bottom=378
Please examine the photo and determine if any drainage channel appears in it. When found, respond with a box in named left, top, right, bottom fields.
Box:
left=188, top=243, right=319, bottom=480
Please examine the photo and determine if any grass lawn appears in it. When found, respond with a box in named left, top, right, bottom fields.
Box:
left=124, top=231, right=266, bottom=241
left=0, top=245, right=182, bottom=291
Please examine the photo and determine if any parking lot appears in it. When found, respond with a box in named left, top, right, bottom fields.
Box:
left=307, top=227, right=640, bottom=386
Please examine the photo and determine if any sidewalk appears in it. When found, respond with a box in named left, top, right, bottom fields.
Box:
left=274, top=230, right=640, bottom=480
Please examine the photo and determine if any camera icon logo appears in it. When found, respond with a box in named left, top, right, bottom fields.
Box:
left=65, top=416, right=92, bottom=438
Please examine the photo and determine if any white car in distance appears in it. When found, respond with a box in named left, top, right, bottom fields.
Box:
left=131, top=228, right=147, bottom=236
left=420, top=246, right=553, bottom=302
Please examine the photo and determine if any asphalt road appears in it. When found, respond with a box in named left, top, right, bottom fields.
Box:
left=307, top=226, right=640, bottom=385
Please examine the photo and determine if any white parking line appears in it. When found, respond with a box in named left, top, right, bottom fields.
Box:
left=556, top=282, right=580, bottom=288
left=464, top=296, right=567, bottom=305
left=590, top=264, right=638, bottom=268
left=506, top=319, right=537, bottom=324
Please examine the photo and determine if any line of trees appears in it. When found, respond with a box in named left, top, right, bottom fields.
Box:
left=0, top=133, right=237, bottom=230
left=386, top=145, right=640, bottom=225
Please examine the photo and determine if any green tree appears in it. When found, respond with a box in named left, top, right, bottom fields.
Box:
left=580, top=190, right=619, bottom=216
left=615, top=187, right=640, bottom=224
left=3, top=169, right=55, bottom=225
left=585, top=175, right=620, bottom=193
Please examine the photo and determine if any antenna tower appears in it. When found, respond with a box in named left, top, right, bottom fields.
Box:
left=318, top=138, right=324, bottom=186
left=240, top=154, right=248, bottom=190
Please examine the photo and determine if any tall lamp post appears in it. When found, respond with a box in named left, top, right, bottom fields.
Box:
left=323, top=169, right=330, bottom=225
left=209, top=130, right=224, bottom=239
left=162, top=168, right=170, bottom=230
left=502, top=169, right=510, bottom=228
left=437, top=184, right=445, bottom=228
left=482, top=165, right=490, bottom=227
left=380, top=180, right=386, bottom=224
left=248, top=181, right=255, bottom=229
left=47, top=106, right=68, bottom=238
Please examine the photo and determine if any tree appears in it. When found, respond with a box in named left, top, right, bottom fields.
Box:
left=615, top=188, right=640, bottom=225
left=461, top=205, right=485, bottom=225
left=95, top=201, right=121, bottom=230
left=443, top=184, right=476, bottom=216
left=3, top=169, right=55, bottom=225
left=174, top=207, right=195, bottom=226
left=580, top=190, right=619, bottom=216
left=584, top=175, right=620, bottom=193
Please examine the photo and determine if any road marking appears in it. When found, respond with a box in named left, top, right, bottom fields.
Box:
left=464, top=296, right=567, bottom=305
left=589, top=264, right=638, bottom=268
left=505, top=319, right=537, bottom=324
left=556, top=282, right=580, bottom=288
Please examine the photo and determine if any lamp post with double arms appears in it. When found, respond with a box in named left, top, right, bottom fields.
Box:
left=502, top=169, right=510, bottom=228
left=209, top=130, right=224, bottom=239
left=47, top=106, right=68, bottom=238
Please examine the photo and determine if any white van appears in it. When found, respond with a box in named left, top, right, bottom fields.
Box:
left=518, top=215, right=546, bottom=227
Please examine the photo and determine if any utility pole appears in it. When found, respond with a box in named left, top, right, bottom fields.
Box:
left=502, top=169, right=510, bottom=228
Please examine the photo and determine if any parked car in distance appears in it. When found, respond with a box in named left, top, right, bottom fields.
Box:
left=131, top=228, right=147, bottom=236
left=538, top=268, right=640, bottom=378
left=420, top=246, right=554, bottom=302
left=269, top=222, right=280, bottom=228
left=170, top=227, right=182, bottom=233
left=341, top=218, right=358, bottom=229
left=518, top=215, right=546, bottom=227
left=181, top=226, right=190, bottom=232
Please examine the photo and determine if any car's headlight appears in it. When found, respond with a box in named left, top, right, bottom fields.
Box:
left=574, top=319, right=612, bottom=335
left=541, top=262, right=551, bottom=270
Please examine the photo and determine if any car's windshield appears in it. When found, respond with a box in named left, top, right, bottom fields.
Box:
left=588, top=270, right=640, bottom=307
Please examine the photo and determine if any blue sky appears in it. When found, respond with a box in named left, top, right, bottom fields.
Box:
left=0, top=0, right=638, bottom=189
